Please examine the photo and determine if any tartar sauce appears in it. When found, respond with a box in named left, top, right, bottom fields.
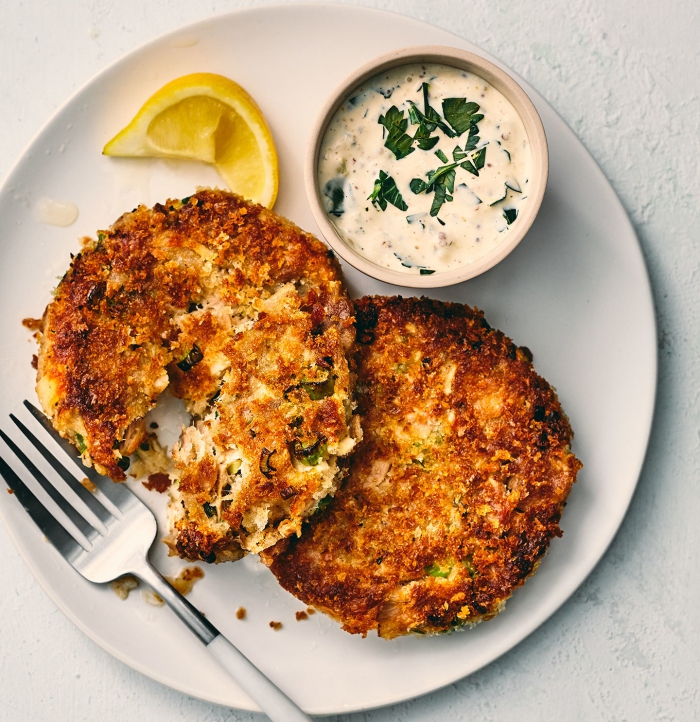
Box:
left=318, top=63, right=533, bottom=274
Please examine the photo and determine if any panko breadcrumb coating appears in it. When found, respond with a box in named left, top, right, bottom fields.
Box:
left=262, top=296, right=581, bottom=638
left=35, top=189, right=358, bottom=560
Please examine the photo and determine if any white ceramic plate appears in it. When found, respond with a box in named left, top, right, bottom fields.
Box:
left=0, top=4, right=656, bottom=716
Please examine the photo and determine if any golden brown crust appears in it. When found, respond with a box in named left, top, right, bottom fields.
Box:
left=36, top=189, right=358, bottom=559
left=262, top=296, right=581, bottom=638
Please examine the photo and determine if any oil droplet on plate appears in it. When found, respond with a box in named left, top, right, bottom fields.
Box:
left=36, top=197, right=79, bottom=227
left=169, top=35, right=199, bottom=48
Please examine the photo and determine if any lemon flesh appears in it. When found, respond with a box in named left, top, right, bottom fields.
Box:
left=103, top=73, right=278, bottom=208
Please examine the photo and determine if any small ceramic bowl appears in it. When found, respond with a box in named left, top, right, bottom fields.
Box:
left=305, top=45, right=549, bottom=288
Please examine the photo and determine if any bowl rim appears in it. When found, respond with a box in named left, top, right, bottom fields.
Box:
left=304, top=44, right=549, bottom=288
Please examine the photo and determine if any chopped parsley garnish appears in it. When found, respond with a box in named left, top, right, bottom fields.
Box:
left=450, top=145, right=484, bottom=179
left=460, top=159, right=479, bottom=176
left=503, top=208, right=518, bottom=225
left=394, top=252, right=416, bottom=268
left=378, top=83, right=483, bottom=162
left=406, top=213, right=427, bottom=226
left=372, top=81, right=492, bottom=222
left=408, top=178, right=426, bottom=194
left=409, top=149, right=487, bottom=217
left=408, top=83, right=456, bottom=139
left=442, top=97, right=482, bottom=136
left=405, top=88, right=487, bottom=217
left=413, top=121, right=440, bottom=150
left=378, top=106, right=415, bottom=160
left=429, top=168, right=456, bottom=217
left=410, top=87, right=442, bottom=150
left=489, top=186, right=508, bottom=206
left=505, top=178, right=522, bottom=193
left=368, top=170, right=408, bottom=211
left=393, top=252, right=433, bottom=274
left=323, top=178, right=345, bottom=217
left=472, top=146, right=487, bottom=170
left=462, top=118, right=482, bottom=152
left=410, top=159, right=464, bottom=216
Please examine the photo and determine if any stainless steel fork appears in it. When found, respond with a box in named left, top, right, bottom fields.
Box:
left=0, top=401, right=311, bottom=722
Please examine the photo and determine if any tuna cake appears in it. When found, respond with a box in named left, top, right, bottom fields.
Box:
left=35, top=189, right=359, bottom=560
left=262, top=296, right=581, bottom=638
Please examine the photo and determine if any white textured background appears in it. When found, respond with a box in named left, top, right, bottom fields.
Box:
left=1, top=1, right=698, bottom=720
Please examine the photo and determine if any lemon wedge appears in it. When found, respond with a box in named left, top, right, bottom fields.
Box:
left=103, top=73, right=278, bottom=208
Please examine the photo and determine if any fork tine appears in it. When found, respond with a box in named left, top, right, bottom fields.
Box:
left=10, top=413, right=114, bottom=526
left=0, top=455, right=84, bottom=562
left=79, top=464, right=136, bottom=510
left=23, top=400, right=96, bottom=471
left=22, top=400, right=133, bottom=509
left=0, top=428, right=100, bottom=543
left=23, top=399, right=133, bottom=509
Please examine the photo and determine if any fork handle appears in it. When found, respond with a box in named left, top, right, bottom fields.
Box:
left=206, top=635, right=312, bottom=722
left=134, top=560, right=311, bottom=722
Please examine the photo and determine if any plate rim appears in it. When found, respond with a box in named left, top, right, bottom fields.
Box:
left=0, top=2, right=658, bottom=714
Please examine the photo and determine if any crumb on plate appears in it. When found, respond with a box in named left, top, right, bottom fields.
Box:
left=110, top=574, right=139, bottom=600
left=142, top=472, right=171, bottom=493
left=165, top=566, right=204, bottom=596
left=22, top=317, right=42, bottom=331
left=143, top=589, right=165, bottom=606
left=80, top=477, right=97, bottom=493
